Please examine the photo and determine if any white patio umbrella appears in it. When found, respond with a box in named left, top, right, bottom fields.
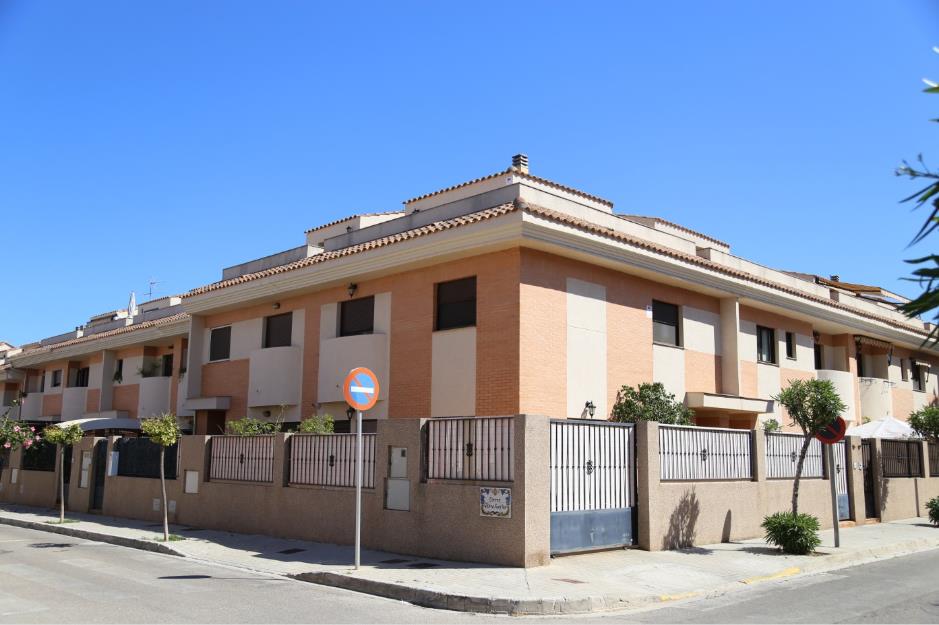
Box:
left=846, top=416, right=917, bottom=439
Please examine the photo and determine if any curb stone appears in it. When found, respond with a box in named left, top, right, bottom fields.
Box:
left=3, top=510, right=938, bottom=616
left=290, top=537, right=939, bottom=616
left=0, top=516, right=184, bottom=557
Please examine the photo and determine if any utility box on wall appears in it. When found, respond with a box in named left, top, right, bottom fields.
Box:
left=385, top=446, right=409, bottom=511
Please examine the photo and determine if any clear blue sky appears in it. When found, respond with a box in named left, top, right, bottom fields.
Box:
left=2, top=1, right=938, bottom=346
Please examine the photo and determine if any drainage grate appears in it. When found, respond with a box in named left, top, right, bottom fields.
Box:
left=379, top=558, right=412, bottom=564
left=406, top=562, right=439, bottom=569
left=277, top=548, right=305, bottom=555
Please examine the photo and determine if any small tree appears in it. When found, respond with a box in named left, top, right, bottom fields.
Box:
left=762, top=418, right=781, bottom=433
left=611, top=382, right=694, bottom=425
left=773, top=379, right=846, bottom=515
left=298, top=413, right=335, bottom=434
left=909, top=406, right=939, bottom=441
left=140, top=412, right=181, bottom=542
left=42, top=424, right=84, bottom=523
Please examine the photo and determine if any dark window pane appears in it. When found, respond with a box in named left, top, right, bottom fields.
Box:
left=51, top=370, right=62, bottom=387
left=757, top=326, right=776, bottom=364
left=436, top=277, right=476, bottom=331
left=161, top=354, right=174, bottom=377
left=209, top=326, right=231, bottom=361
left=652, top=301, right=680, bottom=346
left=814, top=344, right=823, bottom=370
left=913, top=366, right=924, bottom=391
left=75, top=367, right=90, bottom=388
left=785, top=332, right=796, bottom=359
left=901, top=359, right=908, bottom=382
left=340, top=296, right=375, bottom=337
left=264, top=312, right=293, bottom=348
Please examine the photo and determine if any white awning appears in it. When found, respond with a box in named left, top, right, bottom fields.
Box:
left=53, top=417, right=142, bottom=432
left=846, top=417, right=916, bottom=439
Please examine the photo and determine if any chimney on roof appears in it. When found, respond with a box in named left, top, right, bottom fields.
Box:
left=511, top=153, right=529, bottom=174
left=830, top=275, right=841, bottom=282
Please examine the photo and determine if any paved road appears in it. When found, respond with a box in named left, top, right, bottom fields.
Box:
left=613, top=548, right=939, bottom=624
left=0, top=525, right=486, bottom=624
left=0, top=523, right=937, bottom=623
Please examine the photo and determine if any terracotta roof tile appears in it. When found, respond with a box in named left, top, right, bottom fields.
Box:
left=523, top=204, right=925, bottom=336
left=304, top=211, right=405, bottom=235
left=618, top=215, right=730, bottom=249
left=15, top=313, right=190, bottom=357
left=184, top=200, right=927, bottom=338
left=403, top=167, right=614, bottom=208
left=186, top=203, right=519, bottom=297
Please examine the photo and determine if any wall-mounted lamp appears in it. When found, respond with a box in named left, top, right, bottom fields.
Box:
left=347, top=283, right=358, bottom=298
left=272, top=302, right=281, bottom=310
left=585, top=400, right=596, bottom=418
left=346, top=406, right=355, bottom=421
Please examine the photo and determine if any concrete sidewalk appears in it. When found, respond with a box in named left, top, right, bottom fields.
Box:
left=2, top=504, right=937, bottom=616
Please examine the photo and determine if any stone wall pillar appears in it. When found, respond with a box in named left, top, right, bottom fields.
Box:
left=636, top=420, right=659, bottom=550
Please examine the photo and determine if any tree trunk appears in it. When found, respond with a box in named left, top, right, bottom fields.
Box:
left=791, top=434, right=814, bottom=516
left=58, top=446, right=65, bottom=523
left=160, top=446, right=169, bottom=541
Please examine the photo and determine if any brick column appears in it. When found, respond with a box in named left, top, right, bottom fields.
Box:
left=752, top=428, right=767, bottom=482
left=274, top=432, right=289, bottom=487
left=636, top=420, right=659, bottom=551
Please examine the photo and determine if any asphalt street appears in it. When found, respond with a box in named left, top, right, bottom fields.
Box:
left=0, top=523, right=936, bottom=623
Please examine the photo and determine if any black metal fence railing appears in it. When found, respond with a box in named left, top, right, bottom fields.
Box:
left=114, top=437, right=178, bottom=480
left=424, top=416, right=514, bottom=482
left=881, top=439, right=922, bottom=478
left=929, top=442, right=939, bottom=478
left=209, top=435, right=274, bottom=483
left=289, top=434, right=376, bottom=488
left=21, top=442, right=56, bottom=472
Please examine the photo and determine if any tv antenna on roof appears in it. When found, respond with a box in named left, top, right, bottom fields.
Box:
left=146, top=278, right=161, bottom=300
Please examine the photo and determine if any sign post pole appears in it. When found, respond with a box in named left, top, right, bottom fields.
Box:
left=815, top=415, right=847, bottom=549
left=342, top=366, right=380, bottom=572
left=827, top=443, right=840, bottom=548
left=355, top=409, right=363, bottom=569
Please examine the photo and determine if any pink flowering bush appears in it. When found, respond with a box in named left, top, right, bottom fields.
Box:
left=0, top=413, right=39, bottom=451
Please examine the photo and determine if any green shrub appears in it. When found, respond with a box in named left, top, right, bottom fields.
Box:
left=298, top=414, right=335, bottom=434
left=226, top=417, right=278, bottom=436
left=909, top=406, right=939, bottom=441
left=763, top=418, right=780, bottom=433
left=927, top=496, right=939, bottom=527
left=611, top=382, right=693, bottom=425
left=761, top=512, right=821, bottom=554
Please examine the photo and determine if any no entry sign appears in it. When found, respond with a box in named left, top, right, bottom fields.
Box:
left=815, top=416, right=847, bottom=445
left=343, top=367, right=380, bottom=412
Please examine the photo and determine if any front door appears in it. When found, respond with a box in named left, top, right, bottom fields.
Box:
left=549, top=420, right=636, bottom=554
left=861, top=439, right=877, bottom=519
left=90, top=440, right=107, bottom=511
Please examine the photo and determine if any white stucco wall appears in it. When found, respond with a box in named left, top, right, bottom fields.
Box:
left=247, top=346, right=302, bottom=408
left=739, top=320, right=757, bottom=362
left=431, top=327, right=477, bottom=417
left=137, top=376, right=172, bottom=418
left=682, top=306, right=720, bottom=355
left=653, top=344, right=685, bottom=400
left=859, top=377, right=893, bottom=420
left=61, top=387, right=87, bottom=419
left=817, top=369, right=857, bottom=423
left=566, top=278, right=607, bottom=419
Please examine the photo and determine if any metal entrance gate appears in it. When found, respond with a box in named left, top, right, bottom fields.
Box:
left=861, top=439, right=877, bottom=519
left=833, top=441, right=849, bottom=520
left=549, top=420, right=635, bottom=554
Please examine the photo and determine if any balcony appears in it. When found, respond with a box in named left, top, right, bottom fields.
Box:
left=817, top=369, right=858, bottom=423
left=247, top=345, right=302, bottom=407
left=858, top=377, right=893, bottom=421
left=317, top=334, right=388, bottom=404
left=21, top=393, right=42, bottom=420
left=62, top=387, right=88, bottom=420
left=138, top=376, right=172, bottom=418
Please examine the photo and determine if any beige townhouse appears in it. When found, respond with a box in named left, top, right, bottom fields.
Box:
left=167, top=155, right=939, bottom=434
left=4, top=297, right=189, bottom=430
left=4, top=156, right=937, bottom=432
